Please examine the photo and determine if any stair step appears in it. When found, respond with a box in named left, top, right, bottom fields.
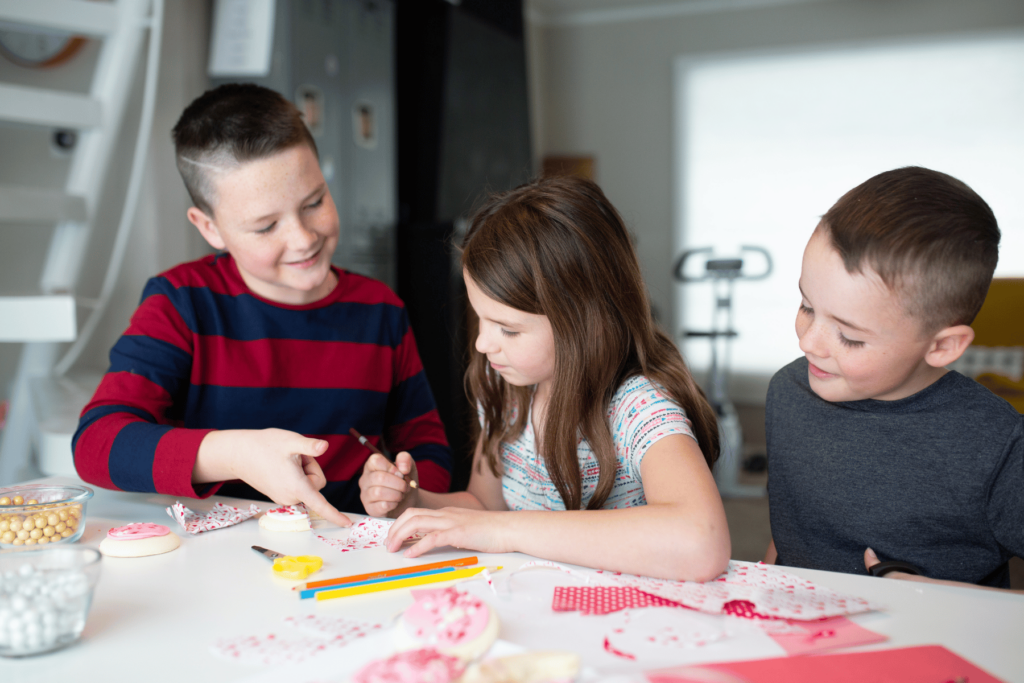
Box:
left=0, top=184, right=87, bottom=224
left=31, top=373, right=103, bottom=477
left=0, top=0, right=119, bottom=36
left=0, top=294, right=76, bottom=342
left=0, top=83, right=101, bottom=129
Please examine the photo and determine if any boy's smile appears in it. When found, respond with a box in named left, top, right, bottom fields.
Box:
left=796, top=227, right=948, bottom=402
left=188, top=144, right=339, bottom=305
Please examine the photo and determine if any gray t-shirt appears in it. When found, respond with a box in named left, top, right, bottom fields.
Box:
left=767, top=357, right=1024, bottom=587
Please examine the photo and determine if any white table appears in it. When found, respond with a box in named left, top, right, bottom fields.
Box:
left=5, top=476, right=1023, bottom=682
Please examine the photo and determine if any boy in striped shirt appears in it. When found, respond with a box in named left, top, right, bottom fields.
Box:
left=73, top=84, right=451, bottom=523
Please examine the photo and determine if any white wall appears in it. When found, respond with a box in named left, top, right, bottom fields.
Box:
left=525, top=0, right=1024, bottom=400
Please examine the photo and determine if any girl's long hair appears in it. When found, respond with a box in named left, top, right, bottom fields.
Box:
left=461, top=176, right=719, bottom=510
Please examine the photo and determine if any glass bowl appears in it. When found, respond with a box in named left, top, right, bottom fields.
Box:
left=0, top=546, right=102, bottom=656
left=0, top=485, right=93, bottom=549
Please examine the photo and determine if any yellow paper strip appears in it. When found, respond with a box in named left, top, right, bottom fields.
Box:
left=315, top=565, right=500, bottom=601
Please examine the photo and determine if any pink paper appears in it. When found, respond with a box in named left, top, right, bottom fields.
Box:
left=166, top=501, right=260, bottom=535
left=644, top=645, right=1006, bottom=683
left=766, top=616, right=887, bottom=656
left=597, top=561, right=879, bottom=621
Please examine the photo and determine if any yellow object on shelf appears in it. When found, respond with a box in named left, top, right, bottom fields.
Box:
left=968, top=278, right=1024, bottom=413
left=272, top=555, right=323, bottom=580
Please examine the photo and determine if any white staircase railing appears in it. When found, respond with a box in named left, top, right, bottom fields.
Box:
left=0, top=0, right=165, bottom=484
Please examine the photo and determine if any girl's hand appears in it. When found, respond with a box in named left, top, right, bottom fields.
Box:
left=359, top=451, right=420, bottom=518
left=386, top=506, right=514, bottom=557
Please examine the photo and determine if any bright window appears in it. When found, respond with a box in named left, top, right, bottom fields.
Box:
left=674, top=34, right=1024, bottom=399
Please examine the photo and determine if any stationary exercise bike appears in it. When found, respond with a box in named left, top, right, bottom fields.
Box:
left=674, top=246, right=772, bottom=498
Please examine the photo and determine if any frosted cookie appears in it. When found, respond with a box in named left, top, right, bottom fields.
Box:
left=395, top=587, right=499, bottom=661
left=99, top=523, right=180, bottom=557
left=259, top=505, right=311, bottom=532
left=352, top=648, right=465, bottom=683
left=461, top=652, right=581, bottom=683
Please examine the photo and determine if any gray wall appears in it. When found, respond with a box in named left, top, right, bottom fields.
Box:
left=526, top=0, right=1024, bottom=399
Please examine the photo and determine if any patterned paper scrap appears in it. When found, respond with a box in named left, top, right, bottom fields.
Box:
left=211, top=633, right=350, bottom=666
left=212, top=616, right=382, bottom=666
left=597, top=561, right=880, bottom=621
left=283, top=615, right=383, bottom=641
left=318, top=517, right=427, bottom=553
left=166, top=501, right=260, bottom=535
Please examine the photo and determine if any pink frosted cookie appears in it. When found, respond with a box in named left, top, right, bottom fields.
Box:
left=259, top=505, right=311, bottom=532
left=99, top=523, right=180, bottom=557
left=353, top=648, right=465, bottom=683
left=395, top=587, right=499, bottom=661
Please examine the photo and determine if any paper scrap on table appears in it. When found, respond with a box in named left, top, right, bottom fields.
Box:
left=166, top=501, right=260, bottom=535
left=596, top=560, right=880, bottom=621
left=317, top=517, right=425, bottom=553
left=553, top=586, right=684, bottom=614
left=211, top=616, right=382, bottom=666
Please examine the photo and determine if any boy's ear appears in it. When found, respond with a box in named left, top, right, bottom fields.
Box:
left=924, top=324, right=975, bottom=368
left=187, top=206, right=226, bottom=251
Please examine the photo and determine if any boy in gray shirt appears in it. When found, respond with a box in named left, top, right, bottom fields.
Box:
left=765, top=166, right=1023, bottom=589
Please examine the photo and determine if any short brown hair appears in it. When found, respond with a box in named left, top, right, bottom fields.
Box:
left=171, top=83, right=317, bottom=216
left=821, top=166, right=999, bottom=332
left=461, top=176, right=719, bottom=511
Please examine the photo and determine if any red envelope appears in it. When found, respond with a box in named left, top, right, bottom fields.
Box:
left=645, top=645, right=1005, bottom=683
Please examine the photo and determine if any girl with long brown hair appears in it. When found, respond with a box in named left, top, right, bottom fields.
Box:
left=359, top=176, right=730, bottom=581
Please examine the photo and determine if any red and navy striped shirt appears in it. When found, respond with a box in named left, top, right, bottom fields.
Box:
left=73, top=254, right=451, bottom=512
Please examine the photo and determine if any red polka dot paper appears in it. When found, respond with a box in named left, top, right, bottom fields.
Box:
left=352, top=647, right=466, bottom=683
left=166, top=501, right=261, bottom=535
left=596, top=561, right=879, bottom=621
left=552, top=586, right=684, bottom=614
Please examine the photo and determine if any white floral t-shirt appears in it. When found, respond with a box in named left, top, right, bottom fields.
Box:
left=497, top=375, right=696, bottom=511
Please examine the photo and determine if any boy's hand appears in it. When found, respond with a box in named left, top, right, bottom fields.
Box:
left=359, top=451, right=420, bottom=518
left=196, top=429, right=351, bottom=527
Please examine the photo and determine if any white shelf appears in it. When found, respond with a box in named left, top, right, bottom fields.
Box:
left=0, top=0, right=119, bottom=36
left=30, top=373, right=102, bottom=477
left=0, top=83, right=102, bottom=129
left=0, top=184, right=87, bottom=223
left=0, top=294, right=76, bottom=342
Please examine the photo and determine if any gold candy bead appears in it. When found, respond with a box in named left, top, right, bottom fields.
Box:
left=29, top=528, right=42, bottom=540
left=0, top=496, right=10, bottom=505
left=60, top=529, right=73, bottom=538
left=12, top=495, right=24, bottom=505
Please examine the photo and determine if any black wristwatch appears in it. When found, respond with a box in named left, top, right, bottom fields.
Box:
left=869, top=560, right=925, bottom=577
